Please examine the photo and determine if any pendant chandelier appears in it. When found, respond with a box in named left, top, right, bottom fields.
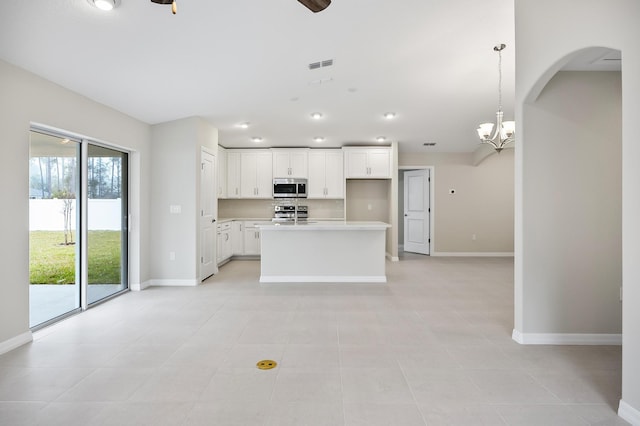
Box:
left=477, top=44, right=515, bottom=153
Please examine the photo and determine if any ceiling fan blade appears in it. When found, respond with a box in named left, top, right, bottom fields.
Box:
left=150, top=0, right=172, bottom=4
left=298, top=0, right=331, bottom=13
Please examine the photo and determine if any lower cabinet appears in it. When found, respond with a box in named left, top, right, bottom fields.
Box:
left=243, top=222, right=262, bottom=255
left=216, top=222, right=232, bottom=265
left=218, top=220, right=262, bottom=266
left=231, top=221, right=244, bottom=256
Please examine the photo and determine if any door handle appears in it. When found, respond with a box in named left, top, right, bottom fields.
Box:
left=212, top=219, right=216, bottom=223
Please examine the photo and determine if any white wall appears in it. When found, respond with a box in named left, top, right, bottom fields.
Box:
left=521, top=71, right=622, bottom=334
left=514, top=0, right=640, bottom=420
left=149, top=117, right=218, bottom=285
left=398, top=151, right=514, bottom=254
left=0, top=59, right=151, bottom=349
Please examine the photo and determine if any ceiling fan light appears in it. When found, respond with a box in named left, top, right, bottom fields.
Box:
left=91, top=0, right=117, bottom=11
left=298, top=0, right=332, bottom=13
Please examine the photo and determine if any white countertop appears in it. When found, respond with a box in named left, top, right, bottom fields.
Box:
left=257, top=221, right=390, bottom=231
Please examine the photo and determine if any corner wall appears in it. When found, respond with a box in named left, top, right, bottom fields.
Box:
left=149, top=117, right=218, bottom=285
left=514, top=0, right=640, bottom=420
left=521, top=71, right=622, bottom=336
left=0, top=59, right=151, bottom=351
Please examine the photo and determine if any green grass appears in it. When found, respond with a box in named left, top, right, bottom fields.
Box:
left=30, top=231, right=122, bottom=284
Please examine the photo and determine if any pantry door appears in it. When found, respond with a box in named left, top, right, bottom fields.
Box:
left=403, top=169, right=430, bottom=254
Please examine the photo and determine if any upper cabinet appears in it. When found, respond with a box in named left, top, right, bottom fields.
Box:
left=240, top=150, right=273, bottom=198
left=226, top=150, right=241, bottom=198
left=343, top=147, right=392, bottom=179
left=217, top=146, right=227, bottom=198
left=272, top=149, right=309, bottom=178
left=226, top=149, right=272, bottom=199
left=308, top=149, right=344, bottom=199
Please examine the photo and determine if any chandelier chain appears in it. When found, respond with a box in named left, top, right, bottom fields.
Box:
left=498, top=47, right=502, bottom=112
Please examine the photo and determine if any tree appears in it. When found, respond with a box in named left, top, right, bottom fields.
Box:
left=53, top=189, right=75, bottom=245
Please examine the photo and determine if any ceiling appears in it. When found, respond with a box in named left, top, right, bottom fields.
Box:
left=0, top=0, right=518, bottom=153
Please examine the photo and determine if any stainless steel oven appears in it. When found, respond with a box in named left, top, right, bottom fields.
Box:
left=273, top=205, right=308, bottom=222
left=273, top=178, right=307, bottom=198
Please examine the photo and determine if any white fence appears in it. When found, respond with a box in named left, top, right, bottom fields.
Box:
left=29, top=199, right=122, bottom=231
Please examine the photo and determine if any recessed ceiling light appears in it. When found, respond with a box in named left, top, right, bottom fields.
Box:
left=88, top=0, right=120, bottom=11
left=310, top=112, right=323, bottom=120
left=313, top=137, right=325, bottom=143
left=376, top=136, right=387, bottom=143
left=251, top=137, right=263, bottom=143
left=237, top=122, right=250, bottom=129
left=383, top=112, right=396, bottom=119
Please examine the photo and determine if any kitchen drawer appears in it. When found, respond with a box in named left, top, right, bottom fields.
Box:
left=217, top=222, right=232, bottom=232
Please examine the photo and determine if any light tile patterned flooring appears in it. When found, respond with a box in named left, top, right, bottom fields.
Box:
left=0, top=255, right=628, bottom=425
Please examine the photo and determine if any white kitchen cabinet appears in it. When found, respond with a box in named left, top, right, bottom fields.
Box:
left=216, top=222, right=232, bottom=264
left=243, top=221, right=262, bottom=255
left=217, top=146, right=227, bottom=198
left=308, top=149, right=344, bottom=198
left=226, top=151, right=241, bottom=198
left=231, top=221, right=244, bottom=256
left=272, top=149, right=309, bottom=178
left=240, top=150, right=273, bottom=198
left=343, top=147, right=392, bottom=179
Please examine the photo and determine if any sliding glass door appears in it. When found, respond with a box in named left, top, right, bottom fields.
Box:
left=29, top=131, right=81, bottom=327
left=29, top=130, right=129, bottom=329
left=87, top=144, right=128, bottom=304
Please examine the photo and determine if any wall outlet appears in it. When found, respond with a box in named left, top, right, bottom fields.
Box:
left=169, top=251, right=176, bottom=261
left=169, top=205, right=181, bottom=214
left=472, top=234, right=476, bottom=241
left=367, top=204, right=372, bottom=211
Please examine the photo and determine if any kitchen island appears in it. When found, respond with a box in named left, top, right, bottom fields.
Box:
left=257, top=221, right=390, bottom=283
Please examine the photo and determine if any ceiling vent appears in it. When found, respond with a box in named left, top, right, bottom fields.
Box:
left=423, top=142, right=437, bottom=147
left=308, top=59, right=334, bottom=70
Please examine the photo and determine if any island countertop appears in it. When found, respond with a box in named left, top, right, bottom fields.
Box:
left=257, top=221, right=390, bottom=231
left=258, top=220, right=389, bottom=283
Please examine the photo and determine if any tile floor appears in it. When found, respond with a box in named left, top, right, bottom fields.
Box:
left=0, top=255, right=628, bottom=425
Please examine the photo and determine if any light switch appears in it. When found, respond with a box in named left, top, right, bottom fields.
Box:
left=170, top=205, right=181, bottom=214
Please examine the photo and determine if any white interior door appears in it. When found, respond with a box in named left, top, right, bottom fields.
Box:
left=200, top=149, right=217, bottom=280
left=404, top=169, right=430, bottom=254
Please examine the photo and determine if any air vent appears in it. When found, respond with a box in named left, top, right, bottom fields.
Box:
left=423, top=142, right=437, bottom=147
left=308, top=59, right=334, bottom=70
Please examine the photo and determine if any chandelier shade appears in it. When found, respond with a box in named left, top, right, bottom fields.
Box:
left=477, top=44, right=515, bottom=153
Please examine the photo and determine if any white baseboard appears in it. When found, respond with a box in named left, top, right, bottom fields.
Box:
left=0, top=331, right=33, bottom=355
left=512, top=329, right=622, bottom=345
left=260, top=275, right=387, bottom=283
left=619, top=400, right=640, bottom=426
left=149, top=279, right=199, bottom=287
left=386, top=253, right=400, bottom=262
left=432, top=252, right=514, bottom=257
left=130, top=280, right=151, bottom=291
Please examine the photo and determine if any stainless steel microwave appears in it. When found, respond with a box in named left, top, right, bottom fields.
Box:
left=273, top=178, right=307, bottom=198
